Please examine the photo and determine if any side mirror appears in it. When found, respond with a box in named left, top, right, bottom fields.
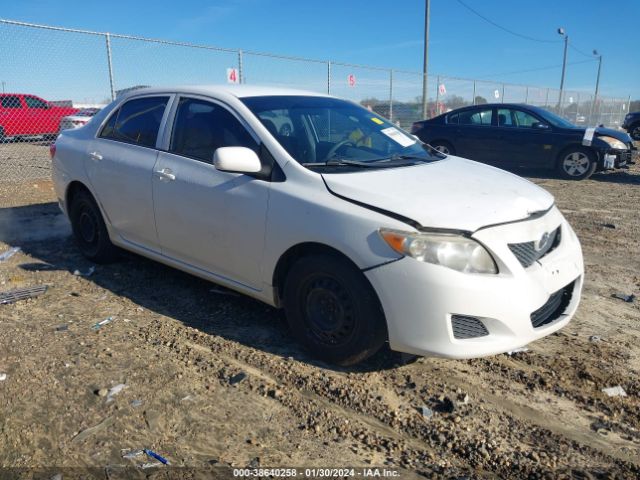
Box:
left=532, top=122, right=549, bottom=130
left=213, top=147, right=262, bottom=174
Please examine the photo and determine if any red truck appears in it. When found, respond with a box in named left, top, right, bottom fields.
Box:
left=0, top=93, right=78, bottom=141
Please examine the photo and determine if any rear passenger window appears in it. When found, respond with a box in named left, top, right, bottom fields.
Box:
left=1, top=96, right=22, bottom=108
left=169, top=97, right=258, bottom=163
left=447, top=113, right=459, bottom=124
left=459, top=109, right=493, bottom=126
left=99, top=96, right=169, bottom=148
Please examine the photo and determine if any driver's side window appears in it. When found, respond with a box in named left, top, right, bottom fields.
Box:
left=170, top=98, right=258, bottom=163
left=513, top=110, right=540, bottom=128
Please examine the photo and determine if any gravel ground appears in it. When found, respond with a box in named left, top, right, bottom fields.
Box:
left=0, top=142, right=54, bottom=182
left=0, top=162, right=639, bottom=479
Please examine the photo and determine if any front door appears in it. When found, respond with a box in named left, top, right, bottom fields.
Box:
left=152, top=96, right=270, bottom=290
left=494, top=108, right=555, bottom=168
left=85, top=95, right=171, bottom=252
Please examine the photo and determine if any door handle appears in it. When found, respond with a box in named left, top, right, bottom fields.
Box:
left=155, top=168, right=176, bottom=181
left=89, top=151, right=103, bottom=161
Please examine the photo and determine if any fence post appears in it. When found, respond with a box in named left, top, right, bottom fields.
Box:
left=327, top=61, right=331, bottom=95
left=575, top=92, right=580, bottom=123
left=472, top=80, right=476, bottom=105
left=105, top=33, right=116, bottom=101
left=389, top=69, right=393, bottom=122
left=238, top=50, right=244, bottom=84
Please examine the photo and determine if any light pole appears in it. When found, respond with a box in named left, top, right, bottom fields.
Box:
left=558, top=28, right=568, bottom=111
left=421, top=0, right=430, bottom=119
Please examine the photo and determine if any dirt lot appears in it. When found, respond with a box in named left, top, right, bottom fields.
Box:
left=0, top=163, right=639, bottom=479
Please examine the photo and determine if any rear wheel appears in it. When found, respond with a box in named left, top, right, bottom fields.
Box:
left=69, top=190, right=118, bottom=263
left=0, top=126, right=5, bottom=143
left=283, top=254, right=387, bottom=366
left=429, top=140, right=455, bottom=155
left=630, top=123, right=640, bottom=141
left=556, top=147, right=597, bottom=180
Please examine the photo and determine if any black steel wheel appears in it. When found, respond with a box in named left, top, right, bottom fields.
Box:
left=283, top=254, right=387, bottom=365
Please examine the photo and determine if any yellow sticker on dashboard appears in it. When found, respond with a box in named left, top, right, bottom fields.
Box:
left=371, top=117, right=384, bottom=125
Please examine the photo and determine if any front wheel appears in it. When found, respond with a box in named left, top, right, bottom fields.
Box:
left=630, top=123, right=640, bottom=141
left=556, top=147, right=597, bottom=180
left=283, top=254, right=387, bottom=366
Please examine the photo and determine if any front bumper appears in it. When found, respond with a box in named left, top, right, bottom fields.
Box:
left=366, top=207, right=584, bottom=358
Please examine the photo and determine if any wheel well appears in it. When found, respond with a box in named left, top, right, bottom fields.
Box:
left=556, top=144, right=597, bottom=164
left=272, top=242, right=363, bottom=307
left=65, top=181, right=92, bottom=210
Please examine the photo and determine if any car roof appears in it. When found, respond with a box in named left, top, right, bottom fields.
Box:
left=120, top=84, right=331, bottom=100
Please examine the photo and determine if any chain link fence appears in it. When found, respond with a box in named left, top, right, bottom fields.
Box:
left=0, top=18, right=632, bottom=182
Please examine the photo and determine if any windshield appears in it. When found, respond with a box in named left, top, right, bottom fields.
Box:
left=241, top=96, right=440, bottom=168
left=535, top=108, right=577, bottom=128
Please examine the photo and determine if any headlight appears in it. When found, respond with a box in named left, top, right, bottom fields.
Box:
left=599, top=136, right=627, bottom=150
left=379, top=228, right=497, bottom=274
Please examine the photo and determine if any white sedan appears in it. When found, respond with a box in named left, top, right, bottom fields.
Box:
left=58, top=107, right=102, bottom=131
left=51, top=85, right=584, bottom=365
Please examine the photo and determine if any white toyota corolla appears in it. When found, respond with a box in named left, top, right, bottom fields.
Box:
left=51, top=85, right=584, bottom=365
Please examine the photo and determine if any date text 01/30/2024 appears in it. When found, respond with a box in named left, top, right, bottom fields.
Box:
left=232, top=468, right=401, bottom=477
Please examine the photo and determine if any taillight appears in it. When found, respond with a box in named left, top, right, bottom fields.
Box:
left=49, top=142, right=56, bottom=159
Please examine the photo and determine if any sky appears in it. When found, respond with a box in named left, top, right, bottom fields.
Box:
left=1, top=0, right=638, bottom=101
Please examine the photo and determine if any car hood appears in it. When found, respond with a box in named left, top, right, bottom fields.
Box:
left=593, top=126, right=631, bottom=143
left=322, top=157, right=555, bottom=232
left=560, top=126, right=631, bottom=143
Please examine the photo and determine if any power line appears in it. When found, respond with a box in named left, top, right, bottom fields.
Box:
left=568, top=41, right=595, bottom=58
left=455, top=0, right=560, bottom=44
left=478, top=58, right=597, bottom=79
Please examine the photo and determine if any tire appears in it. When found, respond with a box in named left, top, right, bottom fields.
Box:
left=630, top=123, right=640, bottom=141
left=0, top=126, right=5, bottom=144
left=429, top=140, right=455, bottom=155
left=556, top=146, right=597, bottom=180
left=283, top=254, right=387, bottom=366
left=69, top=190, right=119, bottom=263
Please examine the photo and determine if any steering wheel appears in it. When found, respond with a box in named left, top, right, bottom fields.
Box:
left=325, top=139, right=356, bottom=161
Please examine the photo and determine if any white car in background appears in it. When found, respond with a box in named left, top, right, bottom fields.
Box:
left=59, top=107, right=102, bottom=131
left=51, top=85, right=584, bottom=365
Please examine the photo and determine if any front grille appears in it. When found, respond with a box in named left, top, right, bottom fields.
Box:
left=508, top=226, right=561, bottom=268
left=451, top=315, right=489, bottom=339
left=530, top=281, right=575, bottom=329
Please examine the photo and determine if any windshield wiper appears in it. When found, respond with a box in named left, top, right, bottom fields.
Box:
left=302, top=159, right=395, bottom=168
left=369, top=153, right=440, bottom=163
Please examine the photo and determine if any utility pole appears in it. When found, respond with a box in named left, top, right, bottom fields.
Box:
left=588, top=49, right=602, bottom=125
left=593, top=49, right=602, bottom=103
left=421, top=0, right=430, bottom=119
left=558, top=28, right=568, bottom=110
left=1, top=81, right=5, bottom=93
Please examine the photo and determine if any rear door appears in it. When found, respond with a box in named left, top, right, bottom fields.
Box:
left=495, top=108, right=555, bottom=167
left=453, top=107, right=497, bottom=162
left=85, top=95, right=172, bottom=252
left=23, top=95, right=56, bottom=135
left=152, top=95, right=270, bottom=289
